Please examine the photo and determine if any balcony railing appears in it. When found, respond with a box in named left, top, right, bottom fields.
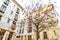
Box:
left=11, top=24, right=16, bottom=30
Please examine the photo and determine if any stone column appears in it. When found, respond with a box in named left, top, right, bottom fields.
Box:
left=23, top=35, right=25, bottom=40
left=26, top=35, right=28, bottom=40
left=11, top=33, right=16, bottom=40
left=2, top=31, right=10, bottom=40
left=34, top=32, right=37, bottom=40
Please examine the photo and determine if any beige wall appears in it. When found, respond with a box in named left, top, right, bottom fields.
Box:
left=34, top=26, right=60, bottom=40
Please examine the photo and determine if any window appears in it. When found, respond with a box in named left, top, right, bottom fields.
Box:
left=10, top=11, right=13, bottom=15
left=53, top=30, right=56, bottom=35
left=0, top=15, right=2, bottom=21
left=43, top=32, right=48, bottom=39
left=22, top=28, right=24, bottom=33
left=14, top=14, right=18, bottom=21
left=16, top=8, right=19, bottom=12
left=28, top=27, right=32, bottom=33
left=19, top=29, right=21, bottom=34
left=13, top=20, right=16, bottom=25
left=11, top=21, right=16, bottom=30
left=4, top=0, right=10, bottom=5
left=28, top=35, right=32, bottom=40
left=7, top=18, right=10, bottom=23
left=0, top=5, right=6, bottom=13
left=16, top=8, right=19, bottom=14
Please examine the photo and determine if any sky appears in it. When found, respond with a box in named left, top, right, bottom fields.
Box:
left=53, top=0, right=60, bottom=26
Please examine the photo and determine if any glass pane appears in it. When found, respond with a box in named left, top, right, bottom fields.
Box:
left=3, top=7, right=6, bottom=12
left=10, top=11, right=13, bottom=15
left=15, top=14, right=18, bottom=20
left=43, top=32, right=48, bottom=39
left=0, top=5, right=6, bottom=12
left=4, top=0, right=9, bottom=5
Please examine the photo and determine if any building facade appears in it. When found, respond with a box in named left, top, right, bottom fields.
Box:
left=16, top=4, right=60, bottom=40
left=0, top=0, right=23, bottom=40
left=0, top=0, right=60, bottom=40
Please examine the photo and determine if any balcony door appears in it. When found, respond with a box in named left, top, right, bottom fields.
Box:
left=28, top=35, right=32, bottom=40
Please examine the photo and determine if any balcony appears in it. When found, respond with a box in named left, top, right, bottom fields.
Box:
left=11, top=20, right=16, bottom=30
left=11, top=24, right=16, bottom=30
left=0, top=10, right=4, bottom=13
